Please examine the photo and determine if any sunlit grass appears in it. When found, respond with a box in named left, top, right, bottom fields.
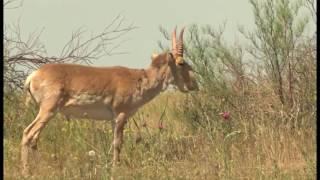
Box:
left=3, top=91, right=316, bottom=179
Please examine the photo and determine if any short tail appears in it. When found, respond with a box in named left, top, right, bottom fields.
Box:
left=24, top=71, right=37, bottom=106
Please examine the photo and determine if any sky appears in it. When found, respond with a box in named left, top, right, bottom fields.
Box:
left=4, top=0, right=314, bottom=69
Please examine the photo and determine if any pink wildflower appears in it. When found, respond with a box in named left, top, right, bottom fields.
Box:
left=219, top=111, right=230, bottom=120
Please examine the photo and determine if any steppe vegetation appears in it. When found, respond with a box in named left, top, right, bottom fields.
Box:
left=4, top=0, right=316, bottom=179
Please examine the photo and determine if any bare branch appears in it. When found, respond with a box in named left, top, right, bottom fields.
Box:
left=59, top=15, right=137, bottom=64
left=305, top=0, right=316, bottom=23
left=4, top=0, right=23, bottom=9
left=4, top=14, right=136, bottom=90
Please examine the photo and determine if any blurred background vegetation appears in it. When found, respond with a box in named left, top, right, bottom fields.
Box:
left=4, top=0, right=316, bottom=179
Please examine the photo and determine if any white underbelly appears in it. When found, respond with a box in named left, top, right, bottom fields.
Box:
left=60, top=93, right=114, bottom=120
left=60, top=105, right=114, bottom=120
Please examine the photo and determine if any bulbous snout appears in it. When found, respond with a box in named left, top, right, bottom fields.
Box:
left=185, top=79, right=199, bottom=91
left=185, top=71, right=199, bottom=91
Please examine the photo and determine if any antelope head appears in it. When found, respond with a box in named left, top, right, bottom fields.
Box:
left=150, top=27, right=199, bottom=92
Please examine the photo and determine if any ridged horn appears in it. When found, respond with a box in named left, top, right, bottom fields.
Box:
left=172, top=26, right=178, bottom=57
left=176, top=27, right=185, bottom=57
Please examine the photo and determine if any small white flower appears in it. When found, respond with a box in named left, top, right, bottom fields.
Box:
left=88, top=150, right=96, bottom=157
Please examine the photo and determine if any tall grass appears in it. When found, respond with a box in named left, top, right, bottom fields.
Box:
left=3, top=88, right=316, bottom=179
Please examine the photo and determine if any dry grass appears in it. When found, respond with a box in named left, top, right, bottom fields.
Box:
left=3, top=89, right=316, bottom=179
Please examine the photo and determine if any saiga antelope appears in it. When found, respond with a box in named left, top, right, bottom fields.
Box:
left=21, top=27, right=198, bottom=176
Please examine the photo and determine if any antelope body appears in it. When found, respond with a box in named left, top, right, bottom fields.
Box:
left=21, top=27, right=198, bottom=176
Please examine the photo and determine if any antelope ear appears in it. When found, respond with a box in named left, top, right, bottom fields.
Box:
left=167, top=52, right=175, bottom=63
left=151, top=53, right=159, bottom=60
